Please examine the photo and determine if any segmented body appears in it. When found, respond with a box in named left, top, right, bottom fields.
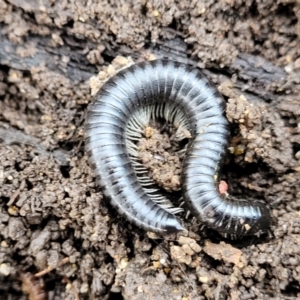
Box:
left=85, top=59, right=271, bottom=236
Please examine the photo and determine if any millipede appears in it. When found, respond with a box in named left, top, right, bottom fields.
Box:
left=85, top=59, right=271, bottom=238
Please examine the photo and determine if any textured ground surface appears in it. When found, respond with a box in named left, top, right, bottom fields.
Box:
left=1, top=0, right=300, bottom=299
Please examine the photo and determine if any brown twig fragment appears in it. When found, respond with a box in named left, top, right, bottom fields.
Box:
left=34, top=257, right=70, bottom=277
left=7, top=179, right=26, bottom=206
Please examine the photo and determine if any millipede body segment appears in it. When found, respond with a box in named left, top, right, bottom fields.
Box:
left=85, top=59, right=271, bottom=237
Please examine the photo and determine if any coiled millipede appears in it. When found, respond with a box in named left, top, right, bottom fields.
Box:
left=85, top=59, right=271, bottom=238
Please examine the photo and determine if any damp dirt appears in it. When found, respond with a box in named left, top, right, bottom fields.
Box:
left=1, top=0, right=300, bottom=299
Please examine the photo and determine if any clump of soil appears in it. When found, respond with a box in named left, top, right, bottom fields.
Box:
left=137, top=123, right=186, bottom=192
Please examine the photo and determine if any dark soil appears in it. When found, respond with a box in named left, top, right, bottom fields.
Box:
left=1, top=0, right=300, bottom=299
